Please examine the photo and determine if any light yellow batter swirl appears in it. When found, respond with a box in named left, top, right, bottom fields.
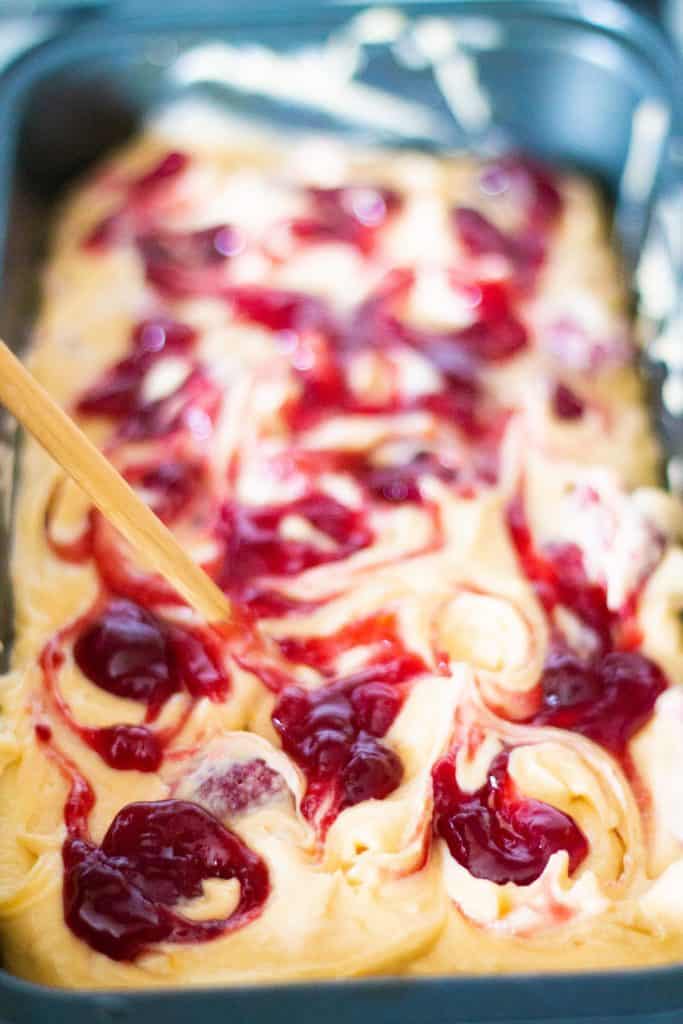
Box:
left=1, top=114, right=682, bottom=989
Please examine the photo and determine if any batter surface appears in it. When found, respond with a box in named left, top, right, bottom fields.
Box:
left=2, top=117, right=683, bottom=989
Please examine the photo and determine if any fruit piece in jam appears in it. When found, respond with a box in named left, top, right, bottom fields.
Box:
left=63, top=799, right=269, bottom=961
left=273, top=647, right=423, bottom=832
left=432, top=749, right=588, bottom=886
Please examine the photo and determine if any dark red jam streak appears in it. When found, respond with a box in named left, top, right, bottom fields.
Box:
left=36, top=604, right=268, bottom=959
left=216, top=492, right=373, bottom=615
left=90, top=513, right=187, bottom=609
left=272, top=615, right=425, bottom=833
left=122, top=457, right=206, bottom=525
left=507, top=496, right=667, bottom=759
left=454, top=154, right=563, bottom=292
left=228, top=271, right=523, bottom=441
left=279, top=445, right=496, bottom=511
left=77, top=318, right=223, bottom=447
left=77, top=316, right=196, bottom=414
left=62, top=799, right=269, bottom=961
left=42, top=151, right=571, bottom=957
left=552, top=382, right=585, bottom=421
left=287, top=185, right=401, bottom=256
left=432, top=749, right=588, bottom=886
left=86, top=166, right=398, bottom=295
left=138, top=224, right=243, bottom=297
left=36, top=714, right=269, bottom=961
left=83, top=151, right=190, bottom=251
left=277, top=612, right=405, bottom=675
left=38, top=598, right=229, bottom=773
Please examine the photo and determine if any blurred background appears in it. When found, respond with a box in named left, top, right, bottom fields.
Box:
left=0, top=0, right=679, bottom=75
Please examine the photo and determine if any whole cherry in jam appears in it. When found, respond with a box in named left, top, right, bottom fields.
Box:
left=89, top=724, right=162, bottom=773
left=531, top=646, right=666, bottom=758
left=272, top=653, right=423, bottom=829
left=74, top=599, right=229, bottom=721
left=507, top=497, right=668, bottom=758
left=63, top=799, right=269, bottom=961
left=74, top=600, right=176, bottom=712
left=432, top=749, right=588, bottom=886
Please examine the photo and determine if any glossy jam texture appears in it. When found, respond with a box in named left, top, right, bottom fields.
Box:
left=532, top=648, right=666, bottom=757
left=507, top=498, right=667, bottom=757
left=432, top=750, right=588, bottom=886
left=59, top=601, right=230, bottom=773
left=217, top=493, right=373, bottom=608
left=63, top=799, right=269, bottom=961
left=74, top=599, right=229, bottom=717
left=35, top=144, right=662, bottom=972
left=273, top=640, right=424, bottom=831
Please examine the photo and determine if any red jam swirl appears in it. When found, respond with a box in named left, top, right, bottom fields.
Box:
left=272, top=647, right=424, bottom=832
left=76, top=316, right=197, bottom=421
left=139, top=224, right=242, bottom=298
left=530, top=646, right=666, bottom=758
left=42, top=149, right=594, bottom=965
left=81, top=361, right=221, bottom=446
left=507, top=496, right=667, bottom=757
left=123, top=457, right=205, bottom=524
left=230, top=276, right=509, bottom=441
left=454, top=207, right=545, bottom=292
left=432, top=749, right=588, bottom=885
left=216, top=493, right=373, bottom=610
left=83, top=151, right=190, bottom=251
left=74, top=599, right=230, bottom=720
left=63, top=799, right=269, bottom=961
left=36, top=600, right=230, bottom=774
left=277, top=613, right=408, bottom=675
left=288, top=185, right=401, bottom=256
left=455, top=153, right=563, bottom=291
left=44, top=482, right=94, bottom=564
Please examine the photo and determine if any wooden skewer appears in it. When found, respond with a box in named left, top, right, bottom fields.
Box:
left=0, top=341, right=232, bottom=625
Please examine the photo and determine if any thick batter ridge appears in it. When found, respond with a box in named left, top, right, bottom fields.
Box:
left=2, top=120, right=683, bottom=988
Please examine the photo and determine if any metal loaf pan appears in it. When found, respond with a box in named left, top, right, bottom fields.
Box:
left=0, top=2, right=681, bottom=1021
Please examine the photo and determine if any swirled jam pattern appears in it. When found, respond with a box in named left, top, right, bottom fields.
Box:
left=2, top=120, right=683, bottom=988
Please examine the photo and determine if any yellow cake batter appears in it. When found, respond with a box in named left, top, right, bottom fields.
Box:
left=1, top=117, right=682, bottom=989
